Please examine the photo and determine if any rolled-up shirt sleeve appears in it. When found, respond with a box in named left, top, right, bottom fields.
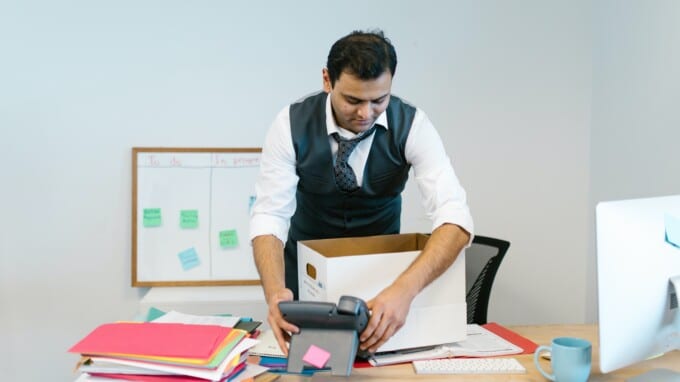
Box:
left=249, top=106, right=299, bottom=244
left=406, top=109, right=474, bottom=244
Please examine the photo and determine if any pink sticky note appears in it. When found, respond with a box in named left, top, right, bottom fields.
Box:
left=302, top=344, right=331, bottom=368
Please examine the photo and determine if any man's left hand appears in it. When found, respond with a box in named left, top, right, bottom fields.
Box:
left=359, top=283, right=415, bottom=353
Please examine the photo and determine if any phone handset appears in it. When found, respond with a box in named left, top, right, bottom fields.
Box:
left=279, top=295, right=369, bottom=332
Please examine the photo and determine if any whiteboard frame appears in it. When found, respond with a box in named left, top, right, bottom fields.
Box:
left=131, top=147, right=263, bottom=287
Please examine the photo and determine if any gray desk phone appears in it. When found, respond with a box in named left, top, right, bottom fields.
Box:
left=279, top=295, right=370, bottom=376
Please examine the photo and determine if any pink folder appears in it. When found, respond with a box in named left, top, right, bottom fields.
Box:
left=69, top=322, right=232, bottom=359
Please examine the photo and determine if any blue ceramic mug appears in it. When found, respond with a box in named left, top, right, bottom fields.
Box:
left=534, top=337, right=591, bottom=382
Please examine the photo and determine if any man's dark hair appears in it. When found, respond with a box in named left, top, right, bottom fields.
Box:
left=326, top=29, right=397, bottom=86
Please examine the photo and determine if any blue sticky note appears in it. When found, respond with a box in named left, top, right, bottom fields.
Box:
left=665, top=213, right=680, bottom=249
left=178, top=247, right=200, bottom=271
left=145, top=307, right=166, bottom=322
left=249, top=195, right=256, bottom=214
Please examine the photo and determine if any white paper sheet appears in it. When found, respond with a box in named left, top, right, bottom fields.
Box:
left=369, top=324, right=522, bottom=366
left=248, top=329, right=286, bottom=358
left=151, top=310, right=240, bottom=328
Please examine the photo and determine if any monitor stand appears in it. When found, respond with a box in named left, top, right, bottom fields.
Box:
left=627, top=368, right=680, bottom=382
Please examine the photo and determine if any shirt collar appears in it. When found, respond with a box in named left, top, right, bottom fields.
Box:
left=324, top=92, right=389, bottom=138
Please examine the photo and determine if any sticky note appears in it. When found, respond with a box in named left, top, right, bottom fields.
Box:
left=145, top=307, right=166, bottom=322
left=248, top=195, right=256, bottom=213
left=219, top=230, right=239, bottom=248
left=178, top=248, right=200, bottom=271
left=302, top=344, right=331, bottom=368
left=180, top=210, right=199, bottom=229
left=665, top=213, right=680, bottom=248
left=143, top=208, right=162, bottom=227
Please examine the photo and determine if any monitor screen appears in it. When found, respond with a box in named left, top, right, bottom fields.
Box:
left=596, top=194, right=680, bottom=377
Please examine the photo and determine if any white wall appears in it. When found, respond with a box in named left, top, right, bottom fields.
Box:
left=591, top=0, right=680, bottom=204
left=587, top=0, right=680, bottom=321
left=0, top=1, right=596, bottom=380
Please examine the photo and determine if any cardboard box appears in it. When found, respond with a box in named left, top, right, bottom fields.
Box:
left=298, top=233, right=466, bottom=352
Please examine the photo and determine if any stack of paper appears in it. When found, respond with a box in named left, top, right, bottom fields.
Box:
left=248, top=330, right=285, bottom=359
left=368, top=324, right=524, bottom=366
left=68, top=322, right=266, bottom=381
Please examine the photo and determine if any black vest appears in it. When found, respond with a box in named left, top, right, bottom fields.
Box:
left=285, top=91, right=416, bottom=298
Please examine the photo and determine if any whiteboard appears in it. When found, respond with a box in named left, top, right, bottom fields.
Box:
left=132, top=148, right=262, bottom=286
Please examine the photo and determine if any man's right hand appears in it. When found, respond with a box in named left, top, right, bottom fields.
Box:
left=267, top=288, right=299, bottom=356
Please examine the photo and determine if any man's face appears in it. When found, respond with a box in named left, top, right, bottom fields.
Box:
left=323, top=69, right=392, bottom=134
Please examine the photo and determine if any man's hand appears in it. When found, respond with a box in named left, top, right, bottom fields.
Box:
left=252, top=235, right=297, bottom=355
left=358, top=224, right=469, bottom=353
left=359, top=282, right=416, bottom=353
left=266, top=288, right=299, bottom=356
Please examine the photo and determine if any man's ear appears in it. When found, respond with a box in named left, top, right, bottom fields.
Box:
left=322, top=68, right=332, bottom=93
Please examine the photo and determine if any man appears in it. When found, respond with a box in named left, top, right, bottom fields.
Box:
left=249, top=30, right=473, bottom=356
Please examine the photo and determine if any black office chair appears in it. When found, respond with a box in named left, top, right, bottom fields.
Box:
left=465, top=235, right=510, bottom=325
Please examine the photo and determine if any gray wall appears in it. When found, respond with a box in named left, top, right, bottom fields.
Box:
left=1, top=1, right=676, bottom=381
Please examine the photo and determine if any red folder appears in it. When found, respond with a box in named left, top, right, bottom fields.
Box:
left=482, top=322, right=538, bottom=354
left=69, top=322, right=232, bottom=359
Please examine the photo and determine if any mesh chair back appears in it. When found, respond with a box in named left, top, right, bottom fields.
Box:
left=465, top=235, right=510, bottom=324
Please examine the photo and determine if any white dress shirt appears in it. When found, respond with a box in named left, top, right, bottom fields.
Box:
left=250, top=93, right=473, bottom=244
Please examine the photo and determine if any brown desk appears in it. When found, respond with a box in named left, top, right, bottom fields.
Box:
left=260, top=324, right=680, bottom=381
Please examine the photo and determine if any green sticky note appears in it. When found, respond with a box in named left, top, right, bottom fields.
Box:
left=180, top=210, right=199, bottom=229
left=143, top=208, right=162, bottom=227
left=219, top=229, right=239, bottom=248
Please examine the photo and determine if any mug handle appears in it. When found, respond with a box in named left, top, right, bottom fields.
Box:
left=534, top=345, right=555, bottom=381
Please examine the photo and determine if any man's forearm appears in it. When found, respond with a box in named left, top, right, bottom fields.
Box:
left=392, top=223, right=470, bottom=298
left=252, top=235, right=286, bottom=303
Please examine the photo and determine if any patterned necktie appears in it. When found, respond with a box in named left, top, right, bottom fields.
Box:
left=331, top=126, right=377, bottom=193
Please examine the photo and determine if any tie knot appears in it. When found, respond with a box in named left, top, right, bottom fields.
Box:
left=331, top=126, right=377, bottom=193
left=331, top=126, right=377, bottom=146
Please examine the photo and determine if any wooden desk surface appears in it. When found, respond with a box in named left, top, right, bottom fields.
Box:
left=261, top=324, right=680, bottom=381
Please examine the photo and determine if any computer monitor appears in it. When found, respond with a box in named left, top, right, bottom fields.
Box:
left=596, top=194, right=680, bottom=380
